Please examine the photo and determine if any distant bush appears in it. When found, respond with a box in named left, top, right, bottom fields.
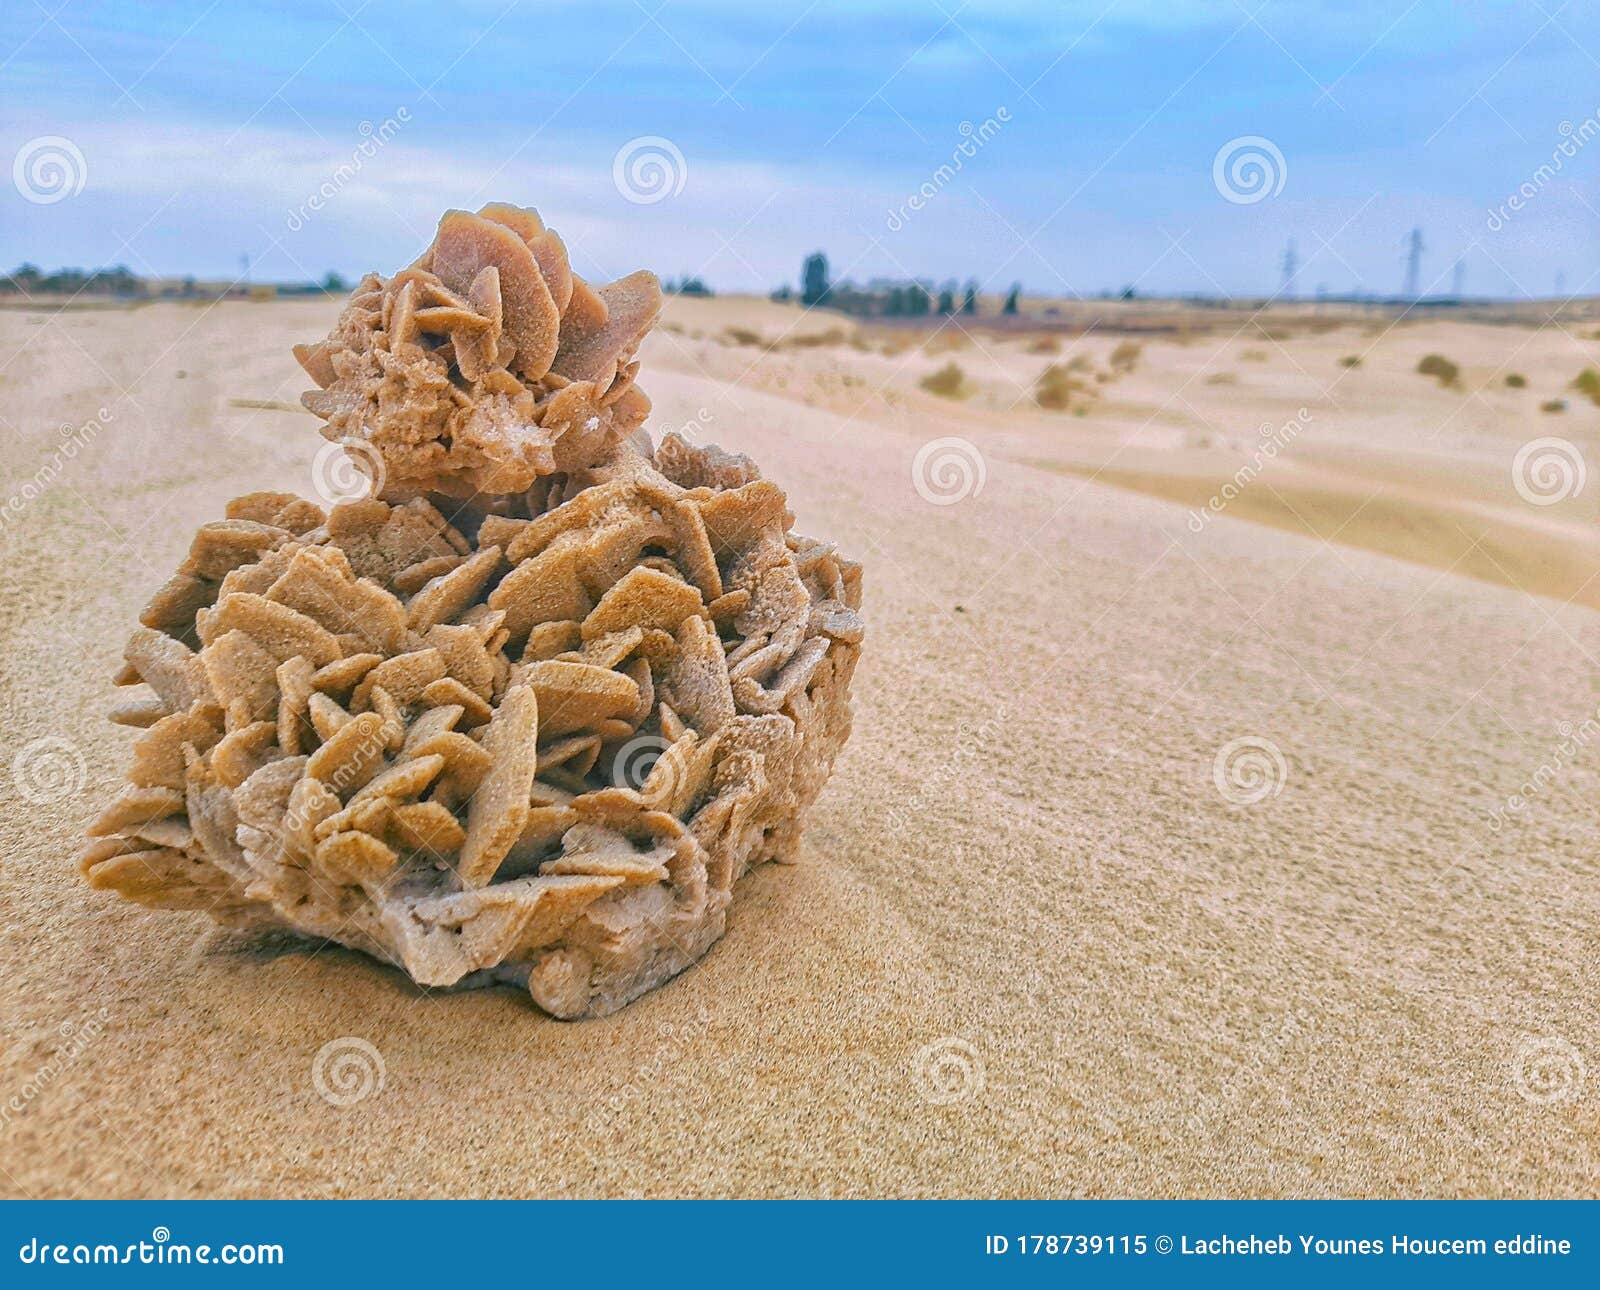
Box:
left=1338, top=355, right=1361, bottom=368
left=1417, top=354, right=1460, bottom=387
left=920, top=361, right=969, bottom=399
left=1204, top=371, right=1238, bottom=385
left=1240, top=348, right=1269, bottom=362
left=1571, top=368, right=1600, bottom=406
left=781, top=327, right=849, bottom=350
left=1035, top=363, right=1093, bottom=411
left=721, top=326, right=762, bottom=347
left=1025, top=336, right=1060, bottom=355
left=1541, top=399, right=1567, bottom=413
left=1109, top=340, right=1142, bottom=372
left=923, top=331, right=971, bottom=355
left=1504, top=373, right=1527, bottom=388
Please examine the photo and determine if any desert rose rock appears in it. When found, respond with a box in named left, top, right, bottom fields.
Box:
left=80, top=205, right=863, bottom=1018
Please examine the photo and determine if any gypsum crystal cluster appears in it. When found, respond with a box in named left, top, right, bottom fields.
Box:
left=79, top=205, right=863, bottom=1018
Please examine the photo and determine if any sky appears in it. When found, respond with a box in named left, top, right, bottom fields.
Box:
left=2, top=0, right=1597, bottom=299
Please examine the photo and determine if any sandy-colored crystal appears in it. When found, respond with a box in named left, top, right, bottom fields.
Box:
left=295, top=204, right=662, bottom=499
left=82, top=203, right=861, bottom=1018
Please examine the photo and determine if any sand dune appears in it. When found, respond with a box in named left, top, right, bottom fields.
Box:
left=2, top=296, right=1597, bottom=1199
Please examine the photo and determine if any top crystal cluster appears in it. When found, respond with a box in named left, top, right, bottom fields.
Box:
left=80, top=204, right=863, bottom=1018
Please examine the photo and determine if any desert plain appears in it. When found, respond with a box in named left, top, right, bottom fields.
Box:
left=1, top=290, right=1598, bottom=1197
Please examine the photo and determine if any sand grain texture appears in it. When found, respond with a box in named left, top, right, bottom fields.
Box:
left=1, top=298, right=1597, bottom=1198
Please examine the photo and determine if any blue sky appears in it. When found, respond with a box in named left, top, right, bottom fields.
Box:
left=3, top=0, right=1596, bottom=297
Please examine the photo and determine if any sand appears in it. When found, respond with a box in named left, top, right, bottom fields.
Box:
left=1, top=294, right=1597, bottom=1198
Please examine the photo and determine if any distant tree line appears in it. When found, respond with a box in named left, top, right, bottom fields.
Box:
left=2, top=264, right=355, bottom=299
left=783, top=251, right=999, bottom=319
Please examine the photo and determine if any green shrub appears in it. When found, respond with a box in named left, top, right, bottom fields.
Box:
left=1417, top=354, right=1460, bottom=387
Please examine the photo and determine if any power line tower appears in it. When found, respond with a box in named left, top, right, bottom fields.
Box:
left=1402, top=228, right=1423, bottom=301
left=1280, top=238, right=1299, bottom=299
left=1451, top=257, right=1465, bottom=300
